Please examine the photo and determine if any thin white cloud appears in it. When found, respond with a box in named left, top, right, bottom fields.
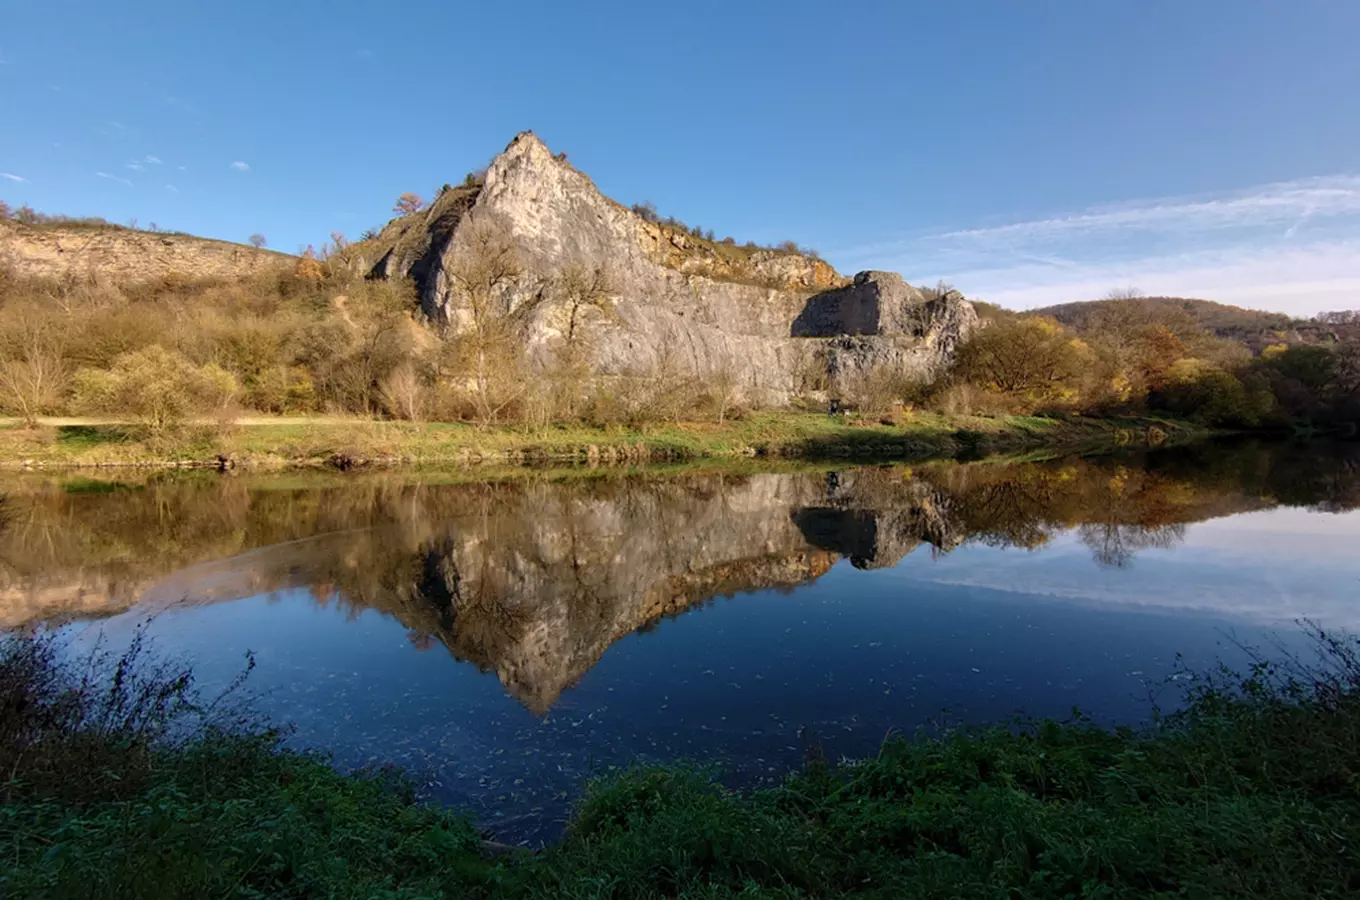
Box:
left=163, top=95, right=198, bottom=114
left=230, top=161, right=249, bottom=172
left=96, top=171, right=133, bottom=187
left=0, top=172, right=26, bottom=182
left=144, top=155, right=162, bottom=165
left=837, top=173, right=1360, bottom=318
left=176, top=165, right=187, bottom=171
left=932, top=175, right=1360, bottom=244
left=165, top=184, right=179, bottom=193
left=955, top=241, right=1360, bottom=316
left=125, top=162, right=143, bottom=171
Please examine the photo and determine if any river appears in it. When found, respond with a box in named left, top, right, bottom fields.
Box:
left=2, top=439, right=1357, bottom=842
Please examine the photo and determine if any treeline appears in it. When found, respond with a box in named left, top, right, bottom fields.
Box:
left=1, top=198, right=1356, bottom=434
left=916, top=301, right=1360, bottom=430
left=629, top=200, right=820, bottom=258
left=1036, top=294, right=1360, bottom=355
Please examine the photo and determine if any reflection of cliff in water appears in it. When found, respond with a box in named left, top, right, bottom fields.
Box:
left=2, top=440, right=1358, bottom=710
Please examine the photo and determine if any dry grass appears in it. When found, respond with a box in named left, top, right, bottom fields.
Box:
left=0, top=412, right=1209, bottom=469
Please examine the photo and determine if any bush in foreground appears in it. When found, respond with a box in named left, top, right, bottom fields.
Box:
left=0, top=630, right=489, bottom=899
left=3, top=625, right=1359, bottom=898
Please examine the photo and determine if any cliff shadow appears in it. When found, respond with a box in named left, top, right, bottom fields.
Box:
left=791, top=286, right=875, bottom=337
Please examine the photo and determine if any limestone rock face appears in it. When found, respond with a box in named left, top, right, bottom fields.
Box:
left=0, top=219, right=287, bottom=283
left=371, top=131, right=978, bottom=400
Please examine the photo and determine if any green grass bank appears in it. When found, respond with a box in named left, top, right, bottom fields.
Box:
left=3, top=627, right=1358, bottom=899
left=0, top=411, right=1209, bottom=470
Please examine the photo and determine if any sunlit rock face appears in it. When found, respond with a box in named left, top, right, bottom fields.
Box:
left=366, top=132, right=977, bottom=402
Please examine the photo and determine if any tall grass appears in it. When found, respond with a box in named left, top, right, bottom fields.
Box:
left=3, top=623, right=1359, bottom=897
left=0, top=628, right=488, bottom=898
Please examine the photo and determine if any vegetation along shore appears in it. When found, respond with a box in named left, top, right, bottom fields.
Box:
left=0, top=412, right=1209, bottom=470
left=2, top=132, right=1356, bottom=471
left=4, top=624, right=1359, bottom=898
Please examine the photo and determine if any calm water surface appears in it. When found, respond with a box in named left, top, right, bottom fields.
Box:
left=3, top=440, right=1358, bottom=842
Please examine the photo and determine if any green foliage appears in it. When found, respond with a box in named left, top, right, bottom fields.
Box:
left=1153, top=358, right=1275, bottom=426
left=508, top=628, right=1360, bottom=899
left=0, top=630, right=490, bottom=899
left=7, top=612, right=1360, bottom=897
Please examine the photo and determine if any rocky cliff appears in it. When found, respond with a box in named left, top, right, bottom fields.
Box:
left=0, top=219, right=288, bottom=283
left=362, top=132, right=978, bottom=400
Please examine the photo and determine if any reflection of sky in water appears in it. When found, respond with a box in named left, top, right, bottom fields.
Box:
left=72, top=503, right=1354, bottom=844
left=915, top=507, right=1360, bottom=625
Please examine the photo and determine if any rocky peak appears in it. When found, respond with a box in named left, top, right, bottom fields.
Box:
left=369, top=131, right=978, bottom=400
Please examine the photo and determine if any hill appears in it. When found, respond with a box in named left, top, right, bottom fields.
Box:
left=0, top=217, right=289, bottom=284
left=1032, top=296, right=1359, bottom=354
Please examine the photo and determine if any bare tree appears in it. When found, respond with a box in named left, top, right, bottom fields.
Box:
left=1105, top=286, right=1145, bottom=302
left=554, top=264, right=615, bottom=345
left=540, top=264, right=614, bottom=421
left=248, top=233, right=267, bottom=249
left=441, top=217, right=526, bottom=426
left=708, top=364, right=742, bottom=425
left=379, top=363, right=426, bottom=421
left=393, top=193, right=426, bottom=216
left=0, top=327, right=65, bottom=428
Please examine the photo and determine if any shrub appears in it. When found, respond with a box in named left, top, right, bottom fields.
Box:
left=1155, top=358, right=1275, bottom=426
left=630, top=201, right=660, bottom=223
left=73, top=346, right=238, bottom=434
left=953, top=316, right=1095, bottom=411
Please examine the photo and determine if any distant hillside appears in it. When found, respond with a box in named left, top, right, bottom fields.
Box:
left=0, top=217, right=290, bottom=284
left=1032, top=296, right=1358, bottom=354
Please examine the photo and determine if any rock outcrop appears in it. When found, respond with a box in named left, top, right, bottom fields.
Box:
left=0, top=219, right=288, bottom=283
left=364, top=132, right=978, bottom=400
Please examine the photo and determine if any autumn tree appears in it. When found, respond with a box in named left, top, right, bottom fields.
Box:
left=953, top=317, right=1093, bottom=410
left=294, top=245, right=325, bottom=281
left=393, top=193, right=425, bottom=216
left=1155, top=358, right=1274, bottom=426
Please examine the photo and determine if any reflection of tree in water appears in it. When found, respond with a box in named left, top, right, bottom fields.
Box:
left=4, top=441, right=1360, bottom=707
left=1078, top=522, right=1187, bottom=569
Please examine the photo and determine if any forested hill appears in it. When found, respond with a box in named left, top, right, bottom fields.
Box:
left=1031, top=296, right=1360, bottom=354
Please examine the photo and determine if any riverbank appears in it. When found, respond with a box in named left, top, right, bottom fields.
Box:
left=3, top=628, right=1357, bottom=899
left=0, top=411, right=1210, bottom=469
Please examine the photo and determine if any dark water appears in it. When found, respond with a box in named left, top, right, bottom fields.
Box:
left=3, top=440, right=1359, bottom=842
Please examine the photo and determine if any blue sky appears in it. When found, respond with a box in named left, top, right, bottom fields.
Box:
left=2, top=1, right=1357, bottom=315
